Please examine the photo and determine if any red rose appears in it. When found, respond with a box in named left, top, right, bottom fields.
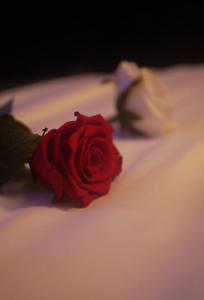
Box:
left=30, top=112, right=122, bottom=207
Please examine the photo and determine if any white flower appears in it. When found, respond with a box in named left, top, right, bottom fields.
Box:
left=115, top=61, right=141, bottom=93
left=114, top=61, right=177, bottom=137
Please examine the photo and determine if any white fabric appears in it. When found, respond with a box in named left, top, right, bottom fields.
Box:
left=0, top=65, right=204, bottom=300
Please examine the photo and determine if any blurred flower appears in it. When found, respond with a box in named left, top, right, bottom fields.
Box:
left=113, top=61, right=177, bottom=137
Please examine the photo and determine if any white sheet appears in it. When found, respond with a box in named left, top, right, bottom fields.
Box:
left=0, top=65, right=204, bottom=300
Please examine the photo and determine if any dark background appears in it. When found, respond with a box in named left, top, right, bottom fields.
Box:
left=0, top=4, right=204, bottom=91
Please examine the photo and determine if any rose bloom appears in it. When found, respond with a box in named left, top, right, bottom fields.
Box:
left=115, top=61, right=177, bottom=136
left=30, top=112, right=122, bottom=207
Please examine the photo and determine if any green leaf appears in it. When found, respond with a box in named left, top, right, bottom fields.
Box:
left=0, top=115, right=41, bottom=185
left=0, top=99, right=13, bottom=116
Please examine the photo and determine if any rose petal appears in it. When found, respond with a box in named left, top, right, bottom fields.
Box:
left=115, top=60, right=141, bottom=93
left=47, top=129, right=62, bottom=164
left=83, top=124, right=109, bottom=139
left=30, top=130, right=65, bottom=201
left=112, top=146, right=123, bottom=178
left=75, top=112, right=113, bottom=137
left=76, top=181, right=111, bottom=207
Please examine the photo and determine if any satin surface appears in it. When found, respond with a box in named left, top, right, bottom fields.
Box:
left=0, top=65, right=204, bottom=300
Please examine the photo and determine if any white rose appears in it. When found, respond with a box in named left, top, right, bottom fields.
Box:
left=114, top=61, right=177, bottom=137
left=115, top=61, right=141, bottom=93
